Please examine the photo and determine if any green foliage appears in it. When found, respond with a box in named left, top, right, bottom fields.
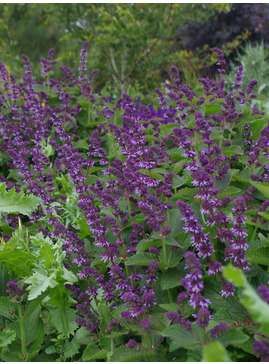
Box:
left=203, top=341, right=232, bottom=362
left=223, top=265, right=269, bottom=335
left=0, top=184, right=41, bottom=215
left=224, top=42, right=269, bottom=113
left=0, top=331, right=16, bottom=348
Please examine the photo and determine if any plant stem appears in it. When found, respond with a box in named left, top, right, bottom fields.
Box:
left=190, top=328, right=203, bottom=345
left=167, top=288, right=173, bottom=304
left=17, top=303, right=26, bottom=358
left=202, top=327, right=207, bottom=344
left=162, top=235, right=167, bottom=267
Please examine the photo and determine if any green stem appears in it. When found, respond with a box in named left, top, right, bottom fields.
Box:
left=58, top=287, right=68, bottom=335
left=17, top=303, right=26, bottom=358
left=167, top=288, right=173, bottom=304
left=109, top=337, right=114, bottom=361
left=202, top=327, right=207, bottom=344
left=190, top=328, right=203, bottom=345
left=251, top=219, right=260, bottom=241
left=144, top=334, right=152, bottom=351
left=162, top=236, right=167, bottom=267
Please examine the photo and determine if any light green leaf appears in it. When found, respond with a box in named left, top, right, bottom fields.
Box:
left=0, top=330, right=16, bottom=348
left=222, top=264, right=246, bottom=287
left=82, top=344, right=108, bottom=361
left=203, top=341, right=232, bottom=362
left=110, top=345, right=155, bottom=362
left=223, top=264, right=269, bottom=335
left=0, top=297, right=16, bottom=319
left=63, top=338, right=80, bottom=360
left=25, top=268, right=58, bottom=300
left=0, top=248, right=34, bottom=277
left=49, top=307, right=78, bottom=337
left=218, top=328, right=249, bottom=346
left=125, top=253, right=156, bottom=266
left=251, top=182, right=269, bottom=199
left=246, top=247, right=269, bottom=266
left=0, top=184, right=41, bottom=215
left=162, top=325, right=198, bottom=346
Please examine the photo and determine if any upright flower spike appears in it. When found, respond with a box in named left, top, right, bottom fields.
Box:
left=212, top=47, right=226, bottom=74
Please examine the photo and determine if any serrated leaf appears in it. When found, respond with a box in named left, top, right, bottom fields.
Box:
left=49, top=307, right=78, bottom=337
left=125, top=253, right=156, bottom=266
left=249, top=117, right=268, bottom=140
left=0, top=184, right=41, bottom=215
left=24, top=306, right=44, bottom=358
left=110, top=345, right=155, bottom=362
left=63, top=338, right=80, bottom=360
left=218, top=328, right=249, bottom=346
left=0, top=297, right=16, bottom=319
left=0, top=248, right=34, bottom=277
left=203, top=341, right=232, bottom=362
left=0, top=330, right=16, bottom=348
left=251, top=182, right=269, bottom=198
left=218, top=186, right=241, bottom=198
left=25, top=268, right=58, bottom=300
left=162, top=325, right=198, bottom=346
left=222, top=145, right=243, bottom=156
left=82, top=344, right=108, bottom=361
left=246, top=247, right=269, bottom=266
left=160, top=268, right=184, bottom=290
left=223, top=264, right=269, bottom=335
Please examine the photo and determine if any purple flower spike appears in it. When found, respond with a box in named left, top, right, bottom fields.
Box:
left=210, top=323, right=228, bottom=339
left=194, top=308, right=213, bottom=328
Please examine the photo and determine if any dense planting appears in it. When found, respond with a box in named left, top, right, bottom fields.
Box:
left=0, top=43, right=269, bottom=362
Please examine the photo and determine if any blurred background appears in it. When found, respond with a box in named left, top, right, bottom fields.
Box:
left=1, top=3, right=269, bottom=104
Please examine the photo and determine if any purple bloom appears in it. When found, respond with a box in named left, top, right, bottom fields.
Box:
left=258, top=284, right=269, bottom=304
left=194, top=308, right=213, bottom=328
left=253, top=336, right=269, bottom=361
left=210, top=323, right=228, bottom=339
left=247, top=80, right=258, bottom=94
left=221, top=282, right=235, bottom=297
left=126, top=339, right=138, bottom=348
left=140, top=318, right=151, bottom=329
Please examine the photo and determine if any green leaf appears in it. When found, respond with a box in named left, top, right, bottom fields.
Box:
left=246, top=247, right=269, bottom=266
left=0, top=297, right=16, bottom=319
left=63, top=338, right=80, bottom=360
left=222, top=264, right=246, bottom=287
left=82, top=344, right=108, bottom=361
left=161, top=325, right=199, bottom=347
left=205, top=105, right=222, bottom=116
left=0, top=330, right=16, bottom=348
left=125, top=253, right=156, bottom=266
left=73, top=139, right=89, bottom=150
left=160, top=268, right=184, bottom=290
left=218, top=186, right=241, bottom=198
left=48, top=307, right=78, bottom=337
left=251, top=182, right=269, bottom=199
left=25, top=268, right=58, bottom=300
left=24, top=306, right=45, bottom=358
left=223, top=264, right=269, bottom=335
left=249, top=117, right=268, bottom=140
left=110, top=345, right=155, bottom=362
left=0, top=248, right=34, bottom=277
left=174, top=187, right=198, bottom=199
left=218, top=329, right=249, bottom=346
left=203, top=341, right=232, bottom=362
left=222, top=145, right=243, bottom=156
left=160, top=303, right=179, bottom=312
left=0, top=184, right=41, bottom=215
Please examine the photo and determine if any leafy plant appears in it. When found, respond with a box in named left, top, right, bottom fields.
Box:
left=0, top=42, right=269, bottom=362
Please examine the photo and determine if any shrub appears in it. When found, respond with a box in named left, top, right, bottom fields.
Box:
left=0, top=44, right=269, bottom=362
